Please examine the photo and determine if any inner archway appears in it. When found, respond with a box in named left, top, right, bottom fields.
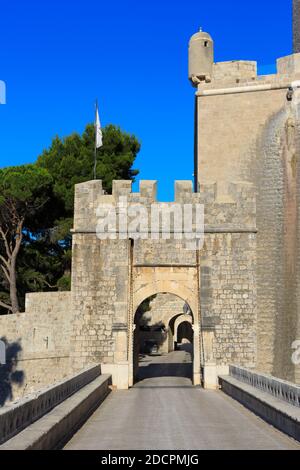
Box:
left=133, top=293, right=194, bottom=385
left=176, top=321, right=194, bottom=354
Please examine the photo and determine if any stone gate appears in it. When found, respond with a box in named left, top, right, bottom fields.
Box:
left=4, top=28, right=300, bottom=400
left=69, top=178, right=257, bottom=389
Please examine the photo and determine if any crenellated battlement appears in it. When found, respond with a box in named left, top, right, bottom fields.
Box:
left=198, top=53, right=300, bottom=92
left=212, top=61, right=257, bottom=84
left=73, top=179, right=256, bottom=233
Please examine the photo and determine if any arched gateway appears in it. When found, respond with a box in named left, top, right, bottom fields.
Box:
left=131, top=285, right=199, bottom=386
left=69, top=178, right=257, bottom=389
left=129, top=290, right=201, bottom=386
left=132, top=294, right=194, bottom=383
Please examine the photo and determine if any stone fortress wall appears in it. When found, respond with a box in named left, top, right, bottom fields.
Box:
left=194, top=35, right=300, bottom=383
left=1, top=24, right=300, bottom=401
left=0, top=175, right=273, bottom=394
left=0, top=292, right=71, bottom=401
left=141, top=294, right=187, bottom=328
left=70, top=178, right=257, bottom=388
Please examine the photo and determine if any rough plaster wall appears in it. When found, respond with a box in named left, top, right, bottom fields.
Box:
left=0, top=292, right=72, bottom=402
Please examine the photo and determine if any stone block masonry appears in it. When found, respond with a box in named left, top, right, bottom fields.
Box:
left=0, top=366, right=111, bottom=450
left=2, top=30, right=300, bottom=397
left=70, top=178, right=257, bottom=388
left=0, top=177, right=257, bottom=392
left=0, top=364, right=101, bottom=445
left=0, top=292, right=72, bottom=402
left=195, top=49, right=300, bottom=384
left=200, top=232, right=256, bottom=368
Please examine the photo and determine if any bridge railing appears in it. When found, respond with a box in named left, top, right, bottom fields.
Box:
left=0, top=364, right=101, bottom=445
left=229, top=365, right=300, bottom=408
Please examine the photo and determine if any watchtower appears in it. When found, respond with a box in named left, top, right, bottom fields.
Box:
left=189, top=19, right=300, bottom=383
left=188, top=29, right=214, bottom=86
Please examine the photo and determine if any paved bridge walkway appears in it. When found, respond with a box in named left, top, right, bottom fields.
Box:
left=65, top=350, right=299, bottom=450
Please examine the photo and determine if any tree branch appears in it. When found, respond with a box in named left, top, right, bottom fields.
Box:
left=43, top=280, right=57, bottom=289
left=0, top=264, right=10, bottom=283
left=0, top=226, right=12, bottom=259
left=28, top=197, right=50, bottom=213
left=12, top=219, right=24, bottom=258
left=0, top=254, right=10, bottom=271
left=0, top=300, right=13, bottom=312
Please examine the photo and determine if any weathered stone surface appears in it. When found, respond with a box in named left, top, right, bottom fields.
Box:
left=68, top=178, right=257, bottom=389
left=0, top=365, right=102, bottom=446
left=1, top=32, right=300, bottom=400
left=0, top=372, right=111, bottom=450
left=0, top=292, right=72, bottom=401
left=228, top=364, right=300, bottom=407
left=219, top=368, right=300, bottom=443
left=64, top=352, right=299, bottom=450
left=196, top=50, right=300, bottom=384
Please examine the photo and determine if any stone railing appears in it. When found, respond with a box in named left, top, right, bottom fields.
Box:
left=229, top=365, right=300, bottom=408
left=0, top=364, right=101, bottom=445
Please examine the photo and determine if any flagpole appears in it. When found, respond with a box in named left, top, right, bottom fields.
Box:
left=93, top=99, right=98, bottom=180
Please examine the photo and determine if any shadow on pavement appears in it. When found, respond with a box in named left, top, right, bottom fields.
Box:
left=137, top=362, right=193, bottom=381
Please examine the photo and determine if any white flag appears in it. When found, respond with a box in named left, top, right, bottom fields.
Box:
left=95, top=105, right=103, bottom=149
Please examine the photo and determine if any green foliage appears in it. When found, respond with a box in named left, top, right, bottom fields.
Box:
left=57, top=274, right=71, bottom=291
left=0, top=123, right=140, bottom=314
left=0, top=165, right=52, bottom=204
left=37, top=124, right=140, bottom=215
left=0, top=165, right=53, bottom=227
left=0, top=165, right=55, bottom=312
left=19, top=239, right=62, bottom=283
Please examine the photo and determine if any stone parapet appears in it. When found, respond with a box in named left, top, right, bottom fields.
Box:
left=199, top=53, right=300, bottom=90
left=219, top=367, right=300, bottom=442
left=73, top=179, right=256, bottom=234
left=228, top=365, right=300, bottom=408
left=0, top=365, right=102, bottom=445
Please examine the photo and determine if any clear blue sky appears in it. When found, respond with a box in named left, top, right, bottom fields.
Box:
left=0, top=0, right=292, bottom=200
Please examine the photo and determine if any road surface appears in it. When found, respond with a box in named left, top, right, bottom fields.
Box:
left=65, top=350, right=299, bottom=450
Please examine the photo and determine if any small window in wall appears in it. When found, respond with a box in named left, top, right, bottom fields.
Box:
left=204, top=41, right=209, bottom=47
